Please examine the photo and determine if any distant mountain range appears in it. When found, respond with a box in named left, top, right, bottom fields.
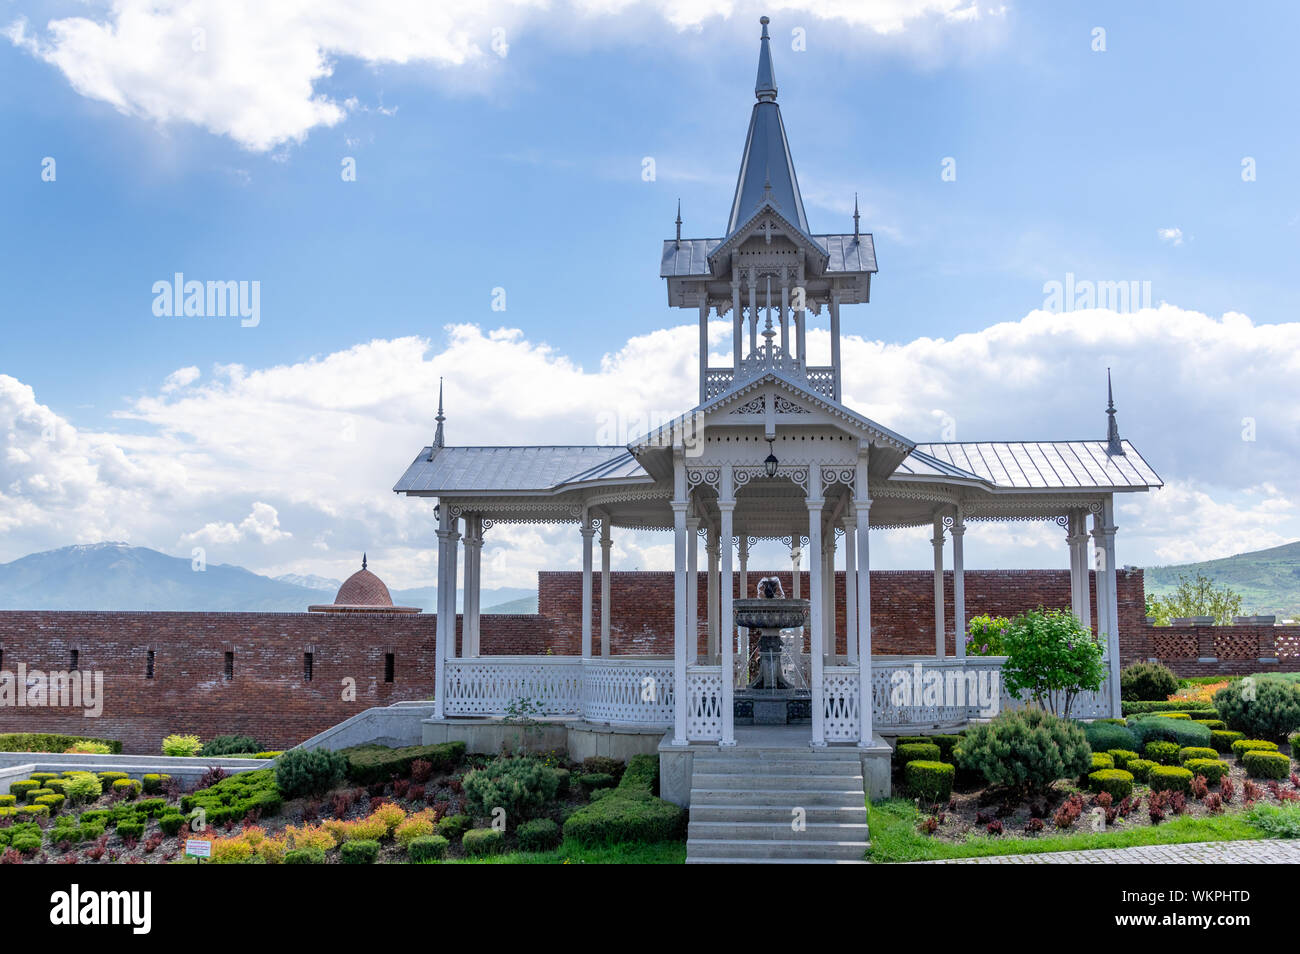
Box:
left=0, top=543, right=533, bottom=613
left=1144, top=540, right=1300, bottom=619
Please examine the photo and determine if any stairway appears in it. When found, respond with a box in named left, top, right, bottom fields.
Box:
left=685, top=747, right=869, bottom=864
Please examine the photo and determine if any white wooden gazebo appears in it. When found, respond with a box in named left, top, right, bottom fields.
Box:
left=394, top=19, right=1161, bottom=751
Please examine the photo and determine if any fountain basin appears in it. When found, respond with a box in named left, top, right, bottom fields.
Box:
left=734, top=597, right=808, bottom=631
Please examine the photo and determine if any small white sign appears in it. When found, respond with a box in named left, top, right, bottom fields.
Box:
left=185, top=839, right=212, bottom=858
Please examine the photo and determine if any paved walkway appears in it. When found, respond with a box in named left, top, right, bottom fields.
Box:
left=915, top=839, right=1300, bottom=864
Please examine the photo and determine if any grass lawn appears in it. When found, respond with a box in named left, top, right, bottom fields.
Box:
left=439, top=840, right=686, bottom=864
left=867, top=798, right=1271, bottom=863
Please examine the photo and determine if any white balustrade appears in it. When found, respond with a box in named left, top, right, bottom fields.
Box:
left=581, top=659, right=675, bottom=725
left=822, top=665, right=861, bottom=742
left=686, top=665, right=724, bottom=741
left=443, top=658, right=583, bottom=717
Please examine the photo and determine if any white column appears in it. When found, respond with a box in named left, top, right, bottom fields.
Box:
left=790, top=542, right=801, bottom=599
left=855, top=450, right=873, bottom=746
left=462, top=515, right=482, bottom=657
left=779, top=277, right=790, bottom=363
left=747, top=268, right=758, bottom=356
left=731, top=275, right=742, bottom=373
left=822, top=532, right=836, bottom=663
left=932, top=513, right=946, bottom=658
left=580, top=515, right=595, bottom=660
left=706, top=527, right=720, bottom=662
left=698, top=299, right=709, bottom=405
left=671, top=454, right=689, bottom=745
left=433, top=504, right=458, bottom=719
left=807, top=467, right=826, bottom=746
left=600, top=519, right=612, bottom=657
left=738, top=536, right=750, bottom=685
left=795, top=270, right=807, bottom=365
left=1070, top=510, right=1091, bottom=628
left=843, top=511, right=858, bottom=662
left=1100, top=497, right=1122, bottom=717
left=951, top=508, right=966, bottom=659
left=1092, top=512, right=1110, bottom=648
left=686, top=515, right=700, bottom=665
left=718, top=467, right=737, bottom=746
left=829, top=292, right=842, bottom=400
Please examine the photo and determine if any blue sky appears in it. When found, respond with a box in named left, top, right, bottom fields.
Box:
left=2, top=1, right=1299, bottom=591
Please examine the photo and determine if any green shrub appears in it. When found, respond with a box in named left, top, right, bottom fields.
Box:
left=275, top=748, right=348, bottom=798
left=954, top=709, right=1091, bottom=794
left=929, top=734, right=964, bottom=760
left=44, top=778, right=69, bottom=794
left=9, top=780, right=40, bottom=802
left=78, top=809, right=109, bottom=825
left=1211, top=730, right=1245, bottom=753
left=562, top=789, right=684, bottom=846
left=0, top=795, right=13, bottom=807
left=407, top=834, right=449, bottom=862
left=1082, top=720, right=1137, bottom=753
left=516, top=818, right=561, bottom=852
left=1144, top=741, right=1180, bottom=765
left=1184, top=758, right=1229, bottom=784
left=621, top=754, right=659, bottom=794
left=29, top=772, right=57, bottom=784
left=1126, top=714, right=1212, bottom=749
left=112, top=778, right=142, bottom=798
left=34, top=793, right=65, bottom=813
left=462, top=758, right=560, bottom=821
left=116, top=820, right=145, bottom=840
left=1194, top=719, right=1226, bottom=730
left=1147, top=766, right=1194, bottom=793
left=1089, top=753, right=1115, bottom=772
left=1087, top=769, right=1135, bottom=800
left=158, top=813, right=188, bottom=836
left=63, top=772, right=102, bottom=803
left=11, top=832, right=43, bottom=853
left=1178, top=747, right=1220, bottom=764
left=904, top=761, right=955, bottom=803
left=65, top=741, right=112, bottom=755
left=97, top=771, right=128, bottom=788
left=341, top=742, right=465, bottom=785
left=284, top=848, right=326, bottom=864
left=142, top=773, right=170, bottom=794
left=340, top=839, right=380, bottom=864
left=555, top=768, right=571, bottom=797
left=1214, top=679, right=1300, bottom=742
left=965, top=613, right=1011, bottom=656
left=1247, top=802, right=1300, bottom=838
left=18, top=804, right=49, bottom=819
left=437, top=814, right=472, bottom=839
left=181, top=768, right=282, bottom=825
left=1232, top=739, right=1279, bottom=759
left=894, top=742, right=941, bottom=765
left=577, top=773, right=616, bottom=795
left=161, top=733, right=202, bottom=757
left=1242, top=751, right=1290, bottom=779
left=1123, top=700, right=1220, bottom=716
left=1106, top=749, right=1140, bottom=770
left=999, top=608, right=1106, bottom=717
left=0, top=733, right=121, bottom=754
left=199, top=735, right=262, bottom=757
left=1120, top=663, right=1178, bottom=702
left=462, top=827, right=504, bottom=856
left=581, top=756, right=625, bottom=779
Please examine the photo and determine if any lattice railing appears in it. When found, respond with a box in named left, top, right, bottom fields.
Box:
left=823, top=666, right=860, bottom=742
left=686, top=666, right=723, bottom=741
left=443, top=659, right=583, bottom=717
left=581, top=660, right=674, bottom=725
left=1277, top=631, right=1300, bottom=658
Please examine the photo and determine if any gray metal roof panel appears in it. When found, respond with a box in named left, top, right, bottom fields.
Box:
left=906, top=440, right=1161, bottom=490
left=393, top=446, right=649, bottom=494
left=816, top=233, right=878, bottom=273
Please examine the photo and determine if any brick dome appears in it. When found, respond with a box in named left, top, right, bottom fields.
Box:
left=308, top=555, right=421, bottom=614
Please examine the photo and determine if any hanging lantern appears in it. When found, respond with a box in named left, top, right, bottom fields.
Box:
left=764, top=438, right=779, bottom=478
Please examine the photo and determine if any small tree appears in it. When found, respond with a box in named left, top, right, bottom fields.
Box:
left=999, top=608, right=1106, bottom=719
left=1148, top=572, right=1243, bottom=625
left=965, top=615, right=1010, bottom=656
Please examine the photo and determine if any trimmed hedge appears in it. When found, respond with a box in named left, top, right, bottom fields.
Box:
left=904, top=760, right=955, bottom=803
left=0, top=795, right=13, bottom=807
left=576, top=773, right=616, bottom=795
left=1082, top=720, right=1137, bottom=753
left=142, top=773, right=170, bottom=794
left=1214, top=679, right=1300, bottom=742
left=1242, top=750, right=1290, bottom=780
left=0, top=733, right=122, bottom=754
left=463, top=828, right=505, bottom=856
left=437, top=815, right=472, bottom=840
left=1184, top=758, right=1228, bottom=784
left=1232, top=739, right=1279, bottom=759
left=1211, top=730, right=1245, bottom=753
left=340, top=839, right=380, bottom=864
left=9, top=780, right=40, bottom=802
left=275, top=748, right=347, bottom=798
left=894, top=742, right=941, bottom=765
left=285, top=848, right=326, bottom=864
left=180, top=768, right=282, bottom=825
left=341, top=742, right=466, bottom=785
left=199, top=735, right=262, bottom=757
left=407, top=834, right=449, bottom=862
left=1123, top=701, right=1220, bottom=717
left=158, top=813, right=188, bottom=836
left=33, top=793, right=66, bottom=813
left=1144, top=741, right=1180, bottom=766
left=1194, top=720, right=1226, bottom=731
left=1178, top=747, right=1220, bottom=765
left=1089, top=753, right=1115, bottom=772
left=516, top=818, right=561, bottom=852
left=112, top=778, right=142, bottom=798
left=116, top=820, right=145, bottom=840
left=1147, top=766, right=1194, bottom=794
left=1106, top=749, right=1140, bottom=770
left=563, top=754, right=684, bottom=847
left=1088, top=769, right=1135, bottom=800
left=1126, top=714, right=1212, bottom=749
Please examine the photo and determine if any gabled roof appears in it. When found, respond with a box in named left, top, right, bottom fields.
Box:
left=661, top=232, right=876, bottom=279
left=897, top=440, right=1163, bottom=491
left=393, top=446, right=650, bottom=495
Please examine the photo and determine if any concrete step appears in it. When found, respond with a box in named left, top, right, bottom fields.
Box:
left=694, top=747, right=864, bottom=760
left=686, top=856, right=869, bottom=864
left=689, top=803, right=868, bottom=824
left=690, top=787, right=866, bottom=807
left=693, top=757, right=862, bottom=776
left=691, top=772, right=864, bottom=790
left=688, top=821, right=870, bottom=842
left=686, top=838, right=868, bottom=861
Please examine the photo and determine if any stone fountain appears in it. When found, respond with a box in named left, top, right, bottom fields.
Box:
left=733, top=577, right=811, bottom=725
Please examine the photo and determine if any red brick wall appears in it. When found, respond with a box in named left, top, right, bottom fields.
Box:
left=1120, top=620, right=1300, bottom=677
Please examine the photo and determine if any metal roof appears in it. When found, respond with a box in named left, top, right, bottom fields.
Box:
left=393, top=446, right=649, bottom=495
left=660, top=233, right=876, bottom=278
left=899, top=440, right=1162, bottom=490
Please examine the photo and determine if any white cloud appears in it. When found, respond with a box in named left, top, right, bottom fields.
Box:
left=161, top=366, right=200, bottom=392
left=1157, top=227, right=1184, bottom=246
left=3, top=302, right=1299, bottom=590
left=7, top=0, right=994, bottom=151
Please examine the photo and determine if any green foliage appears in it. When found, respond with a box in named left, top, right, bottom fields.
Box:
left=1214, top=679, right=1300, bottom=742
left=17, top=804, right=49, bottom=819
left=1194, top=720, right=1226, bottom=730
left=34, top=793, right=66, bottom=813
left=576, top=773, right=616, bottom=795
left=1242, top=750, right=1290, bottom=779
left=1120, top=663, right=1179, bottom=702
left=9, top=780, right=40, bottom=802
left=463, top=757, right=560, bottom=821
left=1147, top=766, right=1194, bottom=793
left=998, top=609, right=1106, bottom=717
left=275, top=748, right=348, bottom=798
left=407, top=834, right=449, bottom=862
left=1231, top=739, right=1279, bottom=759
left=65, top=741, right=112, bottom=755
left=341, top=742, right=465, bottom=785
left=965, top=614, right=1011, bottom=656
left=953, top=708, right=1091, bottom=795
left=561, top=757, right=684, bottom=847
left=1158, top=713, right=1191, bottom=720
left=96, top=771, right=128, bottom=787
left=462, top=827, right=505, bottom=856
left=1211, top=730, right=1245, bottom=753
left=1147, top=572, right=1243, bottom=626
left=1106, top=749, right=1139, bottom=770
left=0, top=733, right=121, bottom=754
left=1143, top=741, right=1180, bottom=765
left=581, top=756, right=625, bottom=779
left=437, top=815, right=472, bottom=839
left=1089, top=753, right=1114, bottom=772
left=62, top=772, right=101, bottom=803
left=516, top=818, right=562, bottom=852
left=340, top=839, right=380, bottom=864
left=142, top=773, right=170, bottom=794
left=1087, top=769, right=1134, bottom=800
left=1184, top=758, right=1228, bottom=784
left=894, top=742, right=941, bottom=765
left=161, top=733, right=202, bottom=757
left=158, top=813, right=188, bottom=836
left=116, top=820, right=145, bottom=840
left=181, top=768, right=282, bottom=825
left=621, top=754, right=659, bottom=794
left=199, top=735, right=262, bottom=757
left=0, top=795, right=13, bottom=807
left=1126, top=714, right=1212, bottom=749
left=1178, top=747, right=1220, bottom=764
left=903, top=760, right=955, bottom=803
left=1247, top=802, right=1300, bottom=839
left=284, top=848, right=326, bottom=864
left=1123, top=700, right=1221, bottom=716
left=112, top=778, right=142, bottom=798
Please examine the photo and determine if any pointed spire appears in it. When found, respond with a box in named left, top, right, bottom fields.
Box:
left=755, top=16, right=777, bottom=102
left=674, top=199, right=682, bottom=248
left=362, top=552, right=368, bottom=571
left=431, top=377, right=446, bottom=457
left=853, top=192, right=860, bottom=240
left=1106, top=368, right=1125, bottom=455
